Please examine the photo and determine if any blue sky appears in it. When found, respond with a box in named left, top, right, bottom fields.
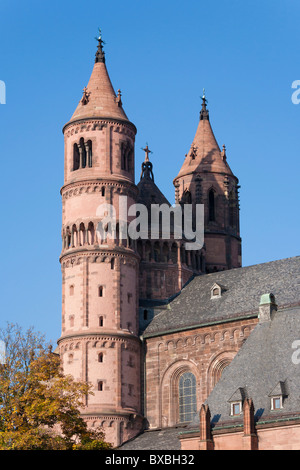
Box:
left=0, top=0, right=299, bottom=344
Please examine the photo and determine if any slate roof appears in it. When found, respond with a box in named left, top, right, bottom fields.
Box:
left=190, top=305, right=300, bottom=429
left=143, top=256, right=300, bottom=337
left=137, top=172, right=171, bottom=208
left=118, top=426, right=185, bottom=450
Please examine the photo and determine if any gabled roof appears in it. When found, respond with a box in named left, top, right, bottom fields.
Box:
left=190, top=305, right=300, bottom=428
left=268, top=381, right=287, bottom=397
left=143, top=256, right=300, bottom=337
left=228, top=387, right=247, bottom=403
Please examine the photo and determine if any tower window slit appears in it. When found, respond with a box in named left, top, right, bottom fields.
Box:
left=209, top=189, right=215, bottom=222
left=98, top=381, right=103, bottom=391
left=99, top=286, right=104, bottom=297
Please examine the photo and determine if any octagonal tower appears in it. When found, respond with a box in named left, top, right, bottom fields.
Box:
left=173, top=94, right=241, bottom=272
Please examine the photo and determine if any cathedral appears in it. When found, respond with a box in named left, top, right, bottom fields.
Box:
left=57, top=35, right=300, bottom=450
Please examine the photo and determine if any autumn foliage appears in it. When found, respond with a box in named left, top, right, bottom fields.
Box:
left=0, top=323, right=112, bottom=450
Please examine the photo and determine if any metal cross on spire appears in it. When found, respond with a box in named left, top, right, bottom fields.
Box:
left=142, top=143, right=153, bottom=162
left=200, top=88, right=209, bottom=121
left=201, top=88, right=207, bottom=105
left=95, top=27, right=105, bottom=63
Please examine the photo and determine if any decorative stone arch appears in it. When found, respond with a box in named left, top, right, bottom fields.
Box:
left=208, top=186, right=217, bottom=222
left=206, top=350, right=237, bottom=396
left=182, top=189, right=192, bottom=204
left=159, top=359, right=200, bottom=428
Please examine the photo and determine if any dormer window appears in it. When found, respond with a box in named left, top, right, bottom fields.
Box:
left=271, top=396, right=282, bottom=411
left=269, top=381, right=286, bottom=411
left=210, top=283, right=223, bottom=299
left=228, top=387, right=246, bottom=417
left=231, top=401, right=242, bottom=416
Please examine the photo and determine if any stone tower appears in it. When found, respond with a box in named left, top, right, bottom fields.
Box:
left=136, top=148, right=205, bottom=303
left=57, top=35, right=143, bottom=447
left=173, top=93, right=241, bottom=272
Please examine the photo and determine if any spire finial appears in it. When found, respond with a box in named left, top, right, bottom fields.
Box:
left=200, top=88, right=209, bottom=121
left=95, top=28, right=105, bottom=63
left=142, top=143, right=152, bottom=162
left=140, top=144, right=154, bottom=181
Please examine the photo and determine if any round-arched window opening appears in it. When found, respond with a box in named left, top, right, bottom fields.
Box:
left=179, top=372, right=197, bottom=423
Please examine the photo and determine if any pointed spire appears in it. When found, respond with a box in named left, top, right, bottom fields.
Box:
left=175, top=92, right=234, bottom=178
left=65, top=31, right=135, bottom=128
left=95, top=28, right=105, bottom=63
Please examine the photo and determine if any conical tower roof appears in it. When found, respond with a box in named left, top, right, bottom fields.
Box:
left=65, top=32, right=130, bottom=127
left=176, top=93, right=233, bottom=178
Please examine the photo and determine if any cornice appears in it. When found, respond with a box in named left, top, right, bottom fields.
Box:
left=60, top=178, right=139, bottom=198
left=62, top=116, right=137, bottom=136
left=57, top=330, right=142, bottom=346
left=60, top=248, right=139, bottom=265
left=173, top=171, right=239, bottom=186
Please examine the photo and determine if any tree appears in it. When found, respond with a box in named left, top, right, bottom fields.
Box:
left=0, top=323, right=112, bottom=450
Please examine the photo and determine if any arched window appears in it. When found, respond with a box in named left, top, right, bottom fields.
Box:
left=73, top=144, right=80, bottom=171
left=170, top=243, right=178, bottom=264
left=79, top=138, right=86, bottom=168
left=208, top=189, right=215, bottom=222
left=121, top=141, right=132, bottom=172
left=182, top=190, right=192, bottom=204
left=73, top=139, right=92, bottom=170
left=179, top=372, right=197, bottom=423
left=229, top=190, right=236, bottom=227
left=145, top=241, right=151, bottom=261
left=88, top=221, right=95, bottom=245
left=153, top=242, right=160, bottom=262
left=87, top=140, right=92, bottom=167
left=162, top=242, right=169, bottom=262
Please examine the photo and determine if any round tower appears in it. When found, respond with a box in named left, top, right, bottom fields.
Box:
left=173, top=93, right=242, bottom=272
left=57, top=33, right=143, bottom=447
